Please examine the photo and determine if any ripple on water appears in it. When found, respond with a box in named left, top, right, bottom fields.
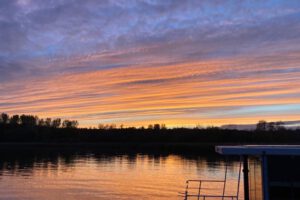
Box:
left=0, top=152, right=243, bottom=200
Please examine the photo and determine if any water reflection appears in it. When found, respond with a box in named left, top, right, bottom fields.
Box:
left=0, top=147, right=243, bottom=200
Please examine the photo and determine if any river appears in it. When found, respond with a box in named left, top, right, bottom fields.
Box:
left=0, top=147, right=243, bottom=199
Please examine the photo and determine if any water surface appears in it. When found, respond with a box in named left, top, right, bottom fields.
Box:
left=0, top=148, right=243, bottom=199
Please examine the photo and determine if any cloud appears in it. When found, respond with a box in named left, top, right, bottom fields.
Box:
left=0, top=0, right=300, bottom=126
left=1, top=53, right=300, bottom=127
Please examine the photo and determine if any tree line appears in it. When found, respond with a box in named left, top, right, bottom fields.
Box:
left=0, top=112, right=298, bottom=131
left=0, top=113, right=78, bottom=128
left=97, top=123, right=167, bottom=130
left=255, top=120, right=286, bottom=131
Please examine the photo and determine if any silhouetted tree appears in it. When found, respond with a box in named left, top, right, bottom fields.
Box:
left=148, top=124, right=153, bottom=129
left=45, top=118, right=52, bottom=127
left=1, top=113, right=9, bottom=124
left=257, top=120, right=285, bottom=132
left=62, top=120, right=78, bottom=128
left=154, top=124, right=160, bottom=130
left=20, top=115, right=37, bottom=126
left=98, top=123, right=116, bottom=130
left=98, top=123, right=105, bottom=130
left=268, top=122, right=276, bottom=131
left=38, top=118, right=45, bottom=126
left=51, top=118, right=61, bottom=128
left=195, top=124, right=204, bottom=129
left=10, top=115, right=20, bottom=125
left=256, top=120, right=267, bottom=131
left=108, top=124, right=116, bottom=129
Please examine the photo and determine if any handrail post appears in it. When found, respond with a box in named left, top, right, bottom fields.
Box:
left=184, top=180, right=189, bottom=200
left=197, top=181, right=202, bottom=200
left=236, top=156, right=242, bottom=200
left=243, top=155, right=250, bottom=200
left=222, top=161, right=228, bottom=200
left=261, top=154, right=269, bottom=200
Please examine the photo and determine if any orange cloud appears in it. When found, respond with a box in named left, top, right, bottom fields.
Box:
left=1, top=52, right=300, bottom=127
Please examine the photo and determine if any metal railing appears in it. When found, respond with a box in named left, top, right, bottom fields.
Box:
left=180, top=159, right=242, bottom=200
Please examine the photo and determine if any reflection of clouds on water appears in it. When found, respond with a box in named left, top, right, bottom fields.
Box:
left=0, top=147, right=243, bottom=199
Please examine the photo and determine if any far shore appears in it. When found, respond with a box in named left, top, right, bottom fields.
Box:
left=1, top=142, right=299, bottom=154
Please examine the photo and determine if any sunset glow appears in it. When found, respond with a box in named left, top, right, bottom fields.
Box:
left=1, top=0, right=300, bottom=127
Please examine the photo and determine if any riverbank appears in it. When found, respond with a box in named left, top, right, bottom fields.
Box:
left=1, top=123, right=300, bottom=154
left=0, top=142, right=219, bottom=153
left=1, top=141, right=299, bottom=155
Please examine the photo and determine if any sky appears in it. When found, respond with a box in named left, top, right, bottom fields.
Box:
left=1, top=0, right=300, bottom=128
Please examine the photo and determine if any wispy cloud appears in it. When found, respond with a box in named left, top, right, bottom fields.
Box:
left=0, top=0, right=300, bottom=127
